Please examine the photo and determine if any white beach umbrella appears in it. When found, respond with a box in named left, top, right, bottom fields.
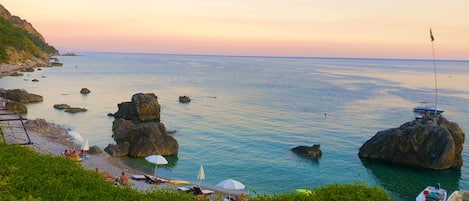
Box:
left=145, top=155, right=168, bottom=177
left=216, top=179, right=245, bottom=199
left=197, top=165, right=205, bottom=186
left=81, top=139, right=89, bottom=151
left=81, top=139, right=89, bottom=160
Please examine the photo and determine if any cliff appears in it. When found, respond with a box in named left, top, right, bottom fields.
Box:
left=0, top=4, right=58, bottom=66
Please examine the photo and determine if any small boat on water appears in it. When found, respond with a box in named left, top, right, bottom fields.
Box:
left=413, top=103, right=444, bottom=116
left=416, top=183, right=447, bottom=201
left=447, top=189, right=469, bottom=201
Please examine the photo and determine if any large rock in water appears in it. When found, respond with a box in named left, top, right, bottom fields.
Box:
left=113, top=93, right=160, bottom=122
left=105, top=93, right=178, bottom=157
left=108, top=119, right=178, bottom=157
left=358, top=116, right=465, bottom=170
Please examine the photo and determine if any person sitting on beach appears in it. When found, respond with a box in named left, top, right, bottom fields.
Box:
left=70, top=150, right=80, bottom=161
left=119, top=172, right=129, bottom=185
left=63, top=149, right=72, bottom=157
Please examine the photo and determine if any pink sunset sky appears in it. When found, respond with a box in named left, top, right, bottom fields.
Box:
left=3, top=0, right=469, bottom=60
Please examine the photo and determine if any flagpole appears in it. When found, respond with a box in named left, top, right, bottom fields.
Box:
left=430, top=28, right=438, bottom=117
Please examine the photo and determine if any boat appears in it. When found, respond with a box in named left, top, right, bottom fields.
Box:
left=416, top=183, right=447, bottom=201
left=413, top=103, right=444, bottom=116
left=447, top=189, right=469, bottom=201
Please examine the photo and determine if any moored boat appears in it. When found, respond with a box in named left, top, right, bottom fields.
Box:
left=413, top=103, right=444, bottom=116
left=416, top=183, right=447, bottom=201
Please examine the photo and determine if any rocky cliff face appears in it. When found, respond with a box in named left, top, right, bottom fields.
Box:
left=358, top=116, right=465, bottom=170
left=0, top=4, right=45, bottom=42
left=0, top=4, right=58, bottom=66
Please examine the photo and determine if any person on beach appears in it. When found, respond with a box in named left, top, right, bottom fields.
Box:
left=70, top=150, right=80, bottom=161
left=63, top=149, right=71, bottom=157
left=119, top=172, right=129, bottom=185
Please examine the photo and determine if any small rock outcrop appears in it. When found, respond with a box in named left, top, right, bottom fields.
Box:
left=0, top=89, right=43, bottom=103
left=53, top=104, right=71, bottom=110
left=88, top=145, right=103, bottom=155
left=5, top=101, right=27, bottom=114
left=292, top=144, right=322, bottom=159
left=24, top=118, right=67, bottom=138
left=179, top=95, right=191, bottom=103
left=358, top=116, right=465, bottom=170
left=105, top=93, right=178, bottom=157
left=80, top=88, right=91, bottom=94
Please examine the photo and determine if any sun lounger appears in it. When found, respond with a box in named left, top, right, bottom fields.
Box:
left=144, top=175, right=169, bottom=184
left=131, top=175, right=146, bottom=180
left=177, top=186, right=193, bottom=192
left=193, top=186, right=215, bottom=196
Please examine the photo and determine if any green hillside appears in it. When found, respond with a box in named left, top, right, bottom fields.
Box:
left=0, top=17, right=57, bottom=63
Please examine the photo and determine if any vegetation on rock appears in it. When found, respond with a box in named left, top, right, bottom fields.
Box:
left=0, top=5, right=58, bottom=63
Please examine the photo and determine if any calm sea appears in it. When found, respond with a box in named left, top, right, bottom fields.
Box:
left=1, top=52, right=468, bottom=200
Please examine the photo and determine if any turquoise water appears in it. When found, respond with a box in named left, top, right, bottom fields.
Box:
left=1, top=53, right=469, bottom=200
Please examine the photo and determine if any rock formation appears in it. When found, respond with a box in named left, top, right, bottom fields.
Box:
left=113, top=93, right=161, bottom=122
left=0, top=89, right=43, bottom=103
left=5, top=101, right=27, bottom=114
left=64, top=107, right=87, bottom=113
left=105, top=93, right=178, bottom=157
left=358, top=116, right=465, bottom=170
left=291, top=144, right=322, bottom=159
left=80, top=88, right=91, bottom=94
left=179, top=95, right=191, bottom=103
left=0, top=4, right=58, bottom=74
left=53, top=104, right=71, bottom=110
left=24, top=118, right=68, bottom=138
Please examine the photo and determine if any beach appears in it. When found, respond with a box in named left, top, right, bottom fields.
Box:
left=0, top=103, right=227, bottom=200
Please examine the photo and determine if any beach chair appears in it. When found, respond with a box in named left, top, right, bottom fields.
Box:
left=193, top=186, right=215, bottom=197
left=144, top=175, right=168, bottom=184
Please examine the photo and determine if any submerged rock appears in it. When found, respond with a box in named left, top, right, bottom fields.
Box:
left=358, top=116, right=465, bottom=170
left=53, top=104, right=71, bottom=109
left=64, top=107, right=87, bottom=113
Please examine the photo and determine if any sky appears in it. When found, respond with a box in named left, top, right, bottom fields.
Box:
left=2, top=0, right=469, bottom=60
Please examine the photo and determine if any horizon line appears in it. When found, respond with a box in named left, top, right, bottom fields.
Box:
left=57, top=49, right=469, bottom=62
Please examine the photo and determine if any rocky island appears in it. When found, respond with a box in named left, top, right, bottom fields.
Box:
left=358, top=116, right=465, bottom=170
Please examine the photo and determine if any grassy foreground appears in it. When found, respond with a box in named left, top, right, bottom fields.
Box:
left=0, top=139, right=394, bottom=200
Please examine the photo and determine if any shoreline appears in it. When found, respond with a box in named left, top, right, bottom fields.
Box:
left=0, top=111, right=239, bottom=199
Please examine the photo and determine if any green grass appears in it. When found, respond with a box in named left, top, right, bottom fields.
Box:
left=0, top=142, right=394, bottom=201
